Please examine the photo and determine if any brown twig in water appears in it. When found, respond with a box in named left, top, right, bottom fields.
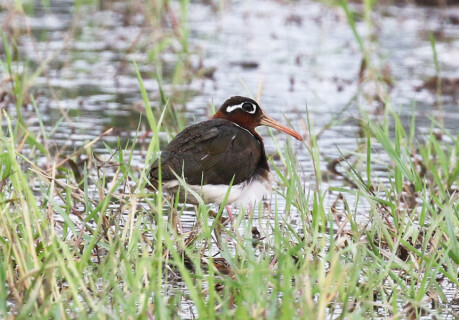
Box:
left=46, top=127, right=114, bottom=173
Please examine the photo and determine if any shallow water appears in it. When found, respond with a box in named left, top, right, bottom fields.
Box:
left=1, top=0, right=458, bottom=318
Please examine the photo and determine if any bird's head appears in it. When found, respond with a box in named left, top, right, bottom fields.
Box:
left=213, top=96, right=303, bottom=141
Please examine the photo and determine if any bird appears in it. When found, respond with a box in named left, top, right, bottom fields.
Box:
left=148, top=96, right=303, bottom=209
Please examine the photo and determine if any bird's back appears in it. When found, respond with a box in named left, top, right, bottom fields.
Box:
left=149, top=118, right=262, bottom=188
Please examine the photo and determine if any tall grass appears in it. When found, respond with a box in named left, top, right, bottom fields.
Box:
left=1, top=1, right=458, bottom=319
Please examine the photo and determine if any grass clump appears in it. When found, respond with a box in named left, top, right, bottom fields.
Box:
left=1, top=64, right=458, bottom=318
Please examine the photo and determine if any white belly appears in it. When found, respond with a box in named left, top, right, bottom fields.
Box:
left=163, top=173, right=272, bottom=207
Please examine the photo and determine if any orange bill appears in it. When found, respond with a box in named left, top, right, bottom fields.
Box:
left=260, top=115, right=303, bottom=141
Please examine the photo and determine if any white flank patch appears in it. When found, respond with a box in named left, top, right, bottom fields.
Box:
left=162, top=174, right=272, bottom=207
left=163, top=180, right=179, bottom=189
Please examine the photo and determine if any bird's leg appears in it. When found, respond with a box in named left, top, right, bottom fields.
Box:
left=225, top=205, right=234, bottom=223
left=247, top=203, right=253, bottom=219
left=139, top=129, right=152, bottom=141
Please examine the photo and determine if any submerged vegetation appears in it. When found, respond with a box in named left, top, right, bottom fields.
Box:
left=1, top=0, right=458, bottom=319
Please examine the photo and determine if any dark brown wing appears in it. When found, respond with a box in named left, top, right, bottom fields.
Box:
left=149, top=118, right=261, bottom=186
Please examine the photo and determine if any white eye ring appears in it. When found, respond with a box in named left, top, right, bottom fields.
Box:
left=226, top=102, right=257, bottom=114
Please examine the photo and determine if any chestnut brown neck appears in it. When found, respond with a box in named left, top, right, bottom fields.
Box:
left=213, top=111, right=262, bottom=140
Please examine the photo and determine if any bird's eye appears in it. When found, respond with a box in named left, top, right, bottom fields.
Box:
left=242, top=102, right=254, bottom=113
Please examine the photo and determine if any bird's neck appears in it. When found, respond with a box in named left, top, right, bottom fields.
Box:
left=213, top=111, right=260, bottom=140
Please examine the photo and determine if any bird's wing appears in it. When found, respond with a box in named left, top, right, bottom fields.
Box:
left=149, top=119, right=261, bottom=186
